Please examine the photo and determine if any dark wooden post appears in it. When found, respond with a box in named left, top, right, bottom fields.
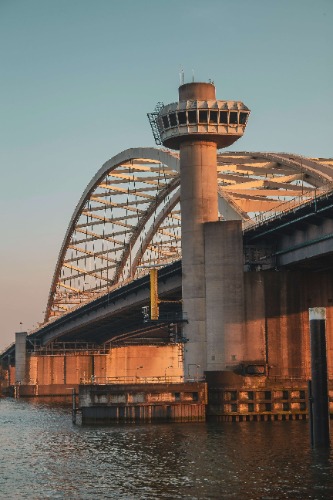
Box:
left=309, top=307, right=330, bottom=448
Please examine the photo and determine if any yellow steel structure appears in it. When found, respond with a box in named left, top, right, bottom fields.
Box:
left=149, top=269, right=159, bottom=321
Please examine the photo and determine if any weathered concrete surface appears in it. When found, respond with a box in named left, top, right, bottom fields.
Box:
left=243, top=273, right=266, bottom=364
left=180, top=140, right=218, bottom=377
left=259, top=270, right=333, bottom=381
left=5, top=345, right=184, bottom=397
left=204, top=221, right=245, bottom=371
left=79, top=382, right=207, bottom=423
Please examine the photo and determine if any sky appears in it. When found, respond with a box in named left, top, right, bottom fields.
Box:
left=0, top=0, right=332, bottom=350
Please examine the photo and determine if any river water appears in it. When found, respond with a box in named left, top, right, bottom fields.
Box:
left=0, top=398, right=333, bottom=499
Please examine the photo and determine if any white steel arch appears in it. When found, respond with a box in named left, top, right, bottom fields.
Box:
left=45, top=148, right=333, bottom=321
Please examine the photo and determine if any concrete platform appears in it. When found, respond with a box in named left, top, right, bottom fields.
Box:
left=79, top=382, right=207, bottom=424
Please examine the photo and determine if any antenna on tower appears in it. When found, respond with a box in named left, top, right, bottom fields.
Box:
left=179, top=67, right=184, bottom=85
left=192, top=69, right=195, bottom=82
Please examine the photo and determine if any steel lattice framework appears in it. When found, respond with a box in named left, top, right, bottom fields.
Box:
left=45, top=148, right=333, bottom=321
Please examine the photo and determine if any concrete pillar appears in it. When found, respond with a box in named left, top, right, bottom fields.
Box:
left=204, top=221, right=245, bottom=371
left=180, top=141, right=218, bottom=377
left=15, top=331, right=27, bottom=383
left=155, top=81, right=249, bottom=379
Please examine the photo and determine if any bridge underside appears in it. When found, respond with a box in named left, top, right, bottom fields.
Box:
left=30, top=262, right=182, bottom=349
left=44, top=288, right=183, bottom=347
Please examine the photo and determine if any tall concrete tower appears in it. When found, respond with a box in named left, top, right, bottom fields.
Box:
left=149, top=82, right=250, bottom=378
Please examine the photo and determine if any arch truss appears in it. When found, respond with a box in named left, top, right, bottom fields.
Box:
left=45, top=148, right=333, bottom=321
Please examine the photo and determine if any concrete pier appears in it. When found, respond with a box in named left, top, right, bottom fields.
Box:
left=204, top=221, right=245, bottom=371
left=79, top=382, right=207, bottom=424
left=180, top=140, right=218, bottom=377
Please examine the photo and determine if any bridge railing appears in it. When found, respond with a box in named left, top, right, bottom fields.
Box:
left=80, top=375, right=205, bottom=385
left=42, top=276, right=137, bottom=328
left=243, top=183, right=333, bottom=231
left=30, top=342, right=109, bottom=355
left=0, top=341, right=15, bottom=359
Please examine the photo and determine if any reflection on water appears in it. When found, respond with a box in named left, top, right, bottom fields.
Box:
left=0, top=398, right=332, bottom=499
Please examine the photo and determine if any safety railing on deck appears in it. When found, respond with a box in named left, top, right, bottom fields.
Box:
left=30, top=342, right=109, bottom=356
left=243, top=183, right=333, bottom=231
left=80, top=375, right=205, bottom=385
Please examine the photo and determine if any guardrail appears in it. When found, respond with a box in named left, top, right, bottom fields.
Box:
left=243, top=183, right=333, bottom=231
left=80, top=375, right=205, bottom=385
left=0, top=342, right=15, bottom=359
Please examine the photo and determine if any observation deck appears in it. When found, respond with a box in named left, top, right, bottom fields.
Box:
left=155, top=82, right=250, bottom=149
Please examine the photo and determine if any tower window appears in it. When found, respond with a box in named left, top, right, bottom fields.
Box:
left=162, top=115, right=170, bottom=129
left=239, top=112, right=248, bottom=125
left=209, top=110, right=218, bottom=124
left=169, top=113, right=177, bottom=127
left=199, top=110, right=208, bottom=123
left=188, top=110, right=197, bottom=124
left=177, top=111, right=187, bottom=125
left=219, top=111, right=228, bottom=124
left=229, top=112, right=238, bottom=124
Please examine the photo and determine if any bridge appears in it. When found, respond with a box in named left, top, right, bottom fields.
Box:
left=1, top=81, right=333, bottom=422
left=45, top=149, right=333, bottom=321
left=2, top=148, right=332, bottom=361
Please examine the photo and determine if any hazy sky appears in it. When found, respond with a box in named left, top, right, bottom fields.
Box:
left=0, top=0, right=332, bottom=350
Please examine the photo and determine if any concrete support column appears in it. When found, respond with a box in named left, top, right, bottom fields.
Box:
left=204, top=221, right=245, bottom=371
left=15, top=331, right=27, bottom=383
left=180, top=141, right=218, bottom=377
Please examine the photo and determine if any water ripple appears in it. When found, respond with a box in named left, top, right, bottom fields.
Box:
left=0, top=398, right=332, bottom=499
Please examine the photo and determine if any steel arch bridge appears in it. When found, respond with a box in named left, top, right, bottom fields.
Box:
left=45, top=148, right=333, bottom=322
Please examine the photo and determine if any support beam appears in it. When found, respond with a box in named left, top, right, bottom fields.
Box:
left=150, top=269, right=159, bottom=321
